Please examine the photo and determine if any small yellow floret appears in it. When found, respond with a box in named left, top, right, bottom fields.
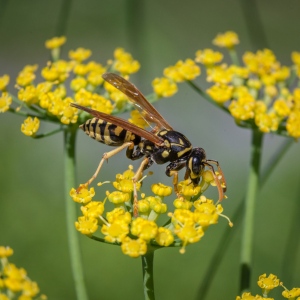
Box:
left=45, top=36, right=66, bottom=49
left=213, top=31, right=239, bottom=48
left=152, top=77, right=178, bottom=98
left=206, top=84, right=233, bottom=104
left=151, top=183, right=172, bottom=197
left=75, top=216, right=98, bottom=236
left=81, top=201, right=104, bottom=218
left=101, top=220, right=129, bottom=243
left=195, top=49, right=223, bottom=66
left=0, top=246, right=13, bottom=258
left=131, top=217, right=158, bottom=241
left=0, top=92, right=12, bottom=113
left=155, top=227, right=174, bottom=246
left=282, top=287, right=300, bottom=298
left=70, top=186, right=95, bottom=204
left=21, top=117, right=40, bottom=137
left=0, top=75, right=10, bottom=91
left=69, top=48, right=92, bottom=62
left=257, top=273, right=280, bottom=295
left=121, top=237, right=147, bottom=258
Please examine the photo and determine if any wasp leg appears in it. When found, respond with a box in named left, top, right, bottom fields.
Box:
left=203, top=162, right=224, bottom=202
left=132, top=157, right=154, bottom=217
left=165, top=161, right=186, bottom=197
left=78, top=142, right=134, bottom=192
left=206, top=159, right=227, bottom=192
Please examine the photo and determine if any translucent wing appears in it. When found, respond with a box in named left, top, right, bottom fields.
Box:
left=71, top=103, right=164, bottom=145
left=102, top=72, right=173, bottom=131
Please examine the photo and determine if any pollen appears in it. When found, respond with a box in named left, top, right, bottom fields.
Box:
left=21, top=117, right=40, bottom=137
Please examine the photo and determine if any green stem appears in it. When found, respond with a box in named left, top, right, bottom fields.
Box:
left=141, top=250, right=155, bottom=300
left=64, top=125, right=89, bottom=300
left=240, top=129, right=263, bottom=292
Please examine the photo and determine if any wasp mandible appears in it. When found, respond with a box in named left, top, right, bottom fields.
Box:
left=71, top=73, right=226, bottom=216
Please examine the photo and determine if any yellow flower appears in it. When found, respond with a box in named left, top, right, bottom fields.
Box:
left=22, top=280, right=40, bottom=298
left=16, top=71, right=35, bottom=87
left=21, top=117, right=40, bottom=137
left=114, top=48, right=140, bottom=75
left=206, top=65, right=233, bottom=84
left=131, top=217, right=158, bottom=241
left=152, top=77, right=178, bottom=97
left=286, top=111, right=300, bottom=138
left=228, top=94, right=256, bottom=120
left=73, top=63, right=89, bottom=76
left=121, top=237, right=147, bottom=258
left=0, top=246, right=13, bottom=258
left=101, top=220, right=129, bottom=243
left=81, top=201, right=105, bottom=218
left=155, top=227, right=174, bottom=246
left=18, top=86, right=38, bottom=105
left=282, top=287, right=300, bottom=299
left=45, top=36, right=66, bottom=49
left=60, top=99, right=78, bottom=125
left=106, top=207, right=132, bottom=224
left=273, top=98, right=291, bottom=117
left=291, top=51, right=300, bottom=65
left=75, top=89, right=93, bottom=106
left=174, top=221, right=204, bottom=254
left=213, top=31, right=239, bottom=48
left=70, top=77, right=87, bottom=92
left=70, top=186, right=95, bottom=204
left=164, top=59, right=200, bottom=82
left=206, top=84, right=233, bottom=104
left=235, top=292, right=256, bottom=300
left=69, top=48, right=92, bottom=62
left=195, top=49, right=223, bottom=66
left=128, top=110, right=148, bottom=129
left=90, top=94, right=113, bottom=114
left=173, top=198, right=193, bottom=210
left=107, top=191, right=130, bottom=204
left=255, top=112, right=279, bottom=133
left=0, top=75, right=9, bottom=91
left=87, top=71, right=105, bottom=86
left=148, top=196, right=167, bottom=214
left=75, top=216, right=98, bottom=236
left=151, top=183, right=172, bottom=197
left=257, top=273, right=280, bottom=295
left=0, top=92, right=12, bottom=113
left=177, top=180, right=201, bottom=198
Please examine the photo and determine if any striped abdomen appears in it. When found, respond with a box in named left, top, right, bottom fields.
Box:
left=80, top=118, right=141, bottom=146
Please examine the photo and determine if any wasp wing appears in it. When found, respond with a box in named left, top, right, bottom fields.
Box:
left=102, top=72, right=173, bottom=131
left=71, top=103, right=164, bottom=145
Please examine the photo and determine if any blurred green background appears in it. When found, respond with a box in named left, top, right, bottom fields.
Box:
left=1, top=0, right=300, bottom=299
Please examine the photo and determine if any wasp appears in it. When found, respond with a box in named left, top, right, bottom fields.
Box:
left=71, top=73, right=226, bottom=216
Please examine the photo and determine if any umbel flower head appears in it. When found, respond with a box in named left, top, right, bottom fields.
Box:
left=192, top=31, right=300, bottom=139
left=0, top=246, right=46, bottom=299
left=70, top=165, right=231, bottom=258
left=1, top=36, right=172, bottom=140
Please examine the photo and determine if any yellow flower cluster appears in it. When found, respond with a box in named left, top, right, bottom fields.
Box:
left=0, top=246, right=46, bottom=300
left=70, top=165, right=229, bottom=258
left=1, top=37, right=142, bottom=137
left=194, top=31, right=300, bottom=138
left=236, top=273, right=300, bottom=300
